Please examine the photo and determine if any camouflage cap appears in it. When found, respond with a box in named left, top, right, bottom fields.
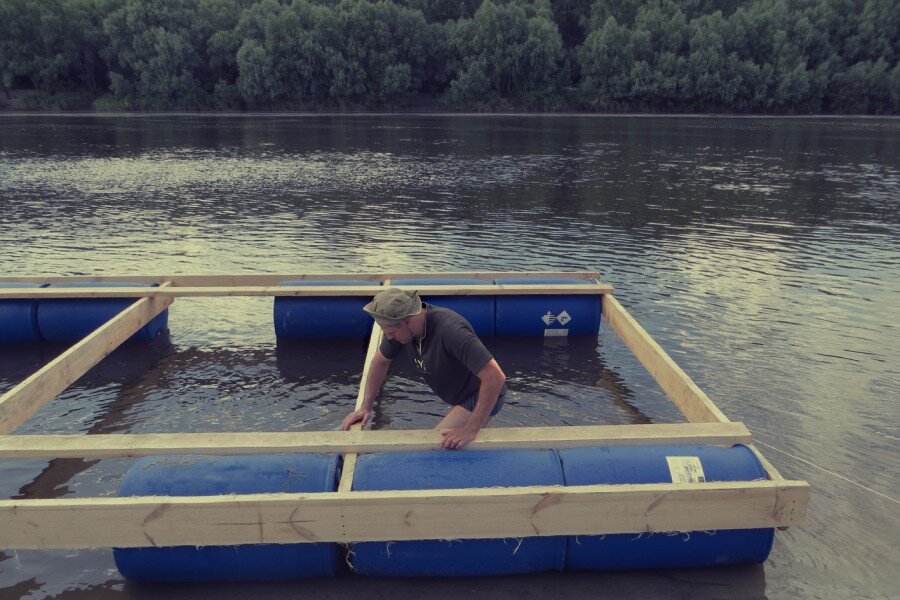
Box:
left=362, top=287, right=422, bottom=325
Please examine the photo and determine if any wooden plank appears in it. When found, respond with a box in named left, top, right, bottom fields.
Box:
left=0, top=480, right=810, bottom=549
left=0, top=283, right=173, bottom=435
left=0, top=271, right=601, bottom=287
left=746, top=443, right=785, bottom=481
left=0, top=422, right=752, bottom=459
left=602, top=294, right=729, bottom=424
left=0, top=283, right=613, bottom=299
left=338, top=282, right=389, bottom=493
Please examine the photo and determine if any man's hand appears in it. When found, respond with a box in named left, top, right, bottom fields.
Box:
left=440, top=426, right=478, bottom=450
left=341, top=408, right=372, bottom=431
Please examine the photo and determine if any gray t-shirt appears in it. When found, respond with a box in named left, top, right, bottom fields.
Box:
left=380, top=304, right=507, bottom=406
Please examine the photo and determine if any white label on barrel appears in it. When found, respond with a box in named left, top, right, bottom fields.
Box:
left=544, top=329, right=569, bottom=337
left=542, top=310, right=573, bottom=326
left=666, top=456, right=706, bottom=483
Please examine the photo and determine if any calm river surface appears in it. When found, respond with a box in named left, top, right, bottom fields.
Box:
left=0, top=115, right=897, bottom=600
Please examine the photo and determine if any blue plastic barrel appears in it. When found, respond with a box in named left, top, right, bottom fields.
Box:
left=114, top=454, right=341, bottom=582
left=0, top=282, right=43, bottom=343
left=494, top=278, right=601, bottom=336
left=559, top=444, right=774, bottom=570
left=392, top=278, right=495, bottom=337
left=274, top=280, right=381, bottom=339
left=351, top=450, right=566, bottom=577
left=37, top=282, right=169, bottom=343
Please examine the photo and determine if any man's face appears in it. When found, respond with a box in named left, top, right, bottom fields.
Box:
left=381, top=320, right=413, bottom=344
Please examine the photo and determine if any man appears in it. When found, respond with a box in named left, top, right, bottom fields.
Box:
left=340, top=287, right=507, bottom=450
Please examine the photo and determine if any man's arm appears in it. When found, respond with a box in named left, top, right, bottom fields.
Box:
left=441, top=359, right=506, bottom=449
left=341, top=348, right=392, bottom=430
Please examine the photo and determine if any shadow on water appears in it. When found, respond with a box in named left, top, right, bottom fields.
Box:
left=8, top=334, right=175, bottom=500
left=0, top=343, right=58, bottom=391
left=278, top=337, right=435, bottom=431
left=0, top=571, right=42, bottom=599
left=274, top=338, right=369, bottom=384
left=35, top=563, right=768, bottom=600
left=488, top=336, right=651, bottom=426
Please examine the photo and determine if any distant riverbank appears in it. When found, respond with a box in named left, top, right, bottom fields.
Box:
left=2, top=93, right=896, bottom=118
left=2, top=0, right=897, bottom=116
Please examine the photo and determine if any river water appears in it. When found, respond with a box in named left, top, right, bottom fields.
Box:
left=0, top=115, right=897, bottom=599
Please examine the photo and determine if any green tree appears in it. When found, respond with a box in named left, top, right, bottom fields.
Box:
left=446, top=0, right=563, bottom=108
left=685, top=11, right=735, bottom=110
left=831, top=58, right=894, bottom=113
left=587, top=0, right=643, bottom=29
left=397, top=0, right=482, bottom=22
left=0, top=0, right=100, bottom=96
left=0, top=0, right=895, bottom=113
left=231, top=0, right=435, bottom=108
left=576, top=16, right=636, bottom=108
left=235, top=38, right=270, bottom=105
left=328, top=0, right=432, bottom=105
left=628, top=1, right=689, bottom=107
left=102, top=0, right=237, bottom=109
left=549, top=0, right=593, bottom=48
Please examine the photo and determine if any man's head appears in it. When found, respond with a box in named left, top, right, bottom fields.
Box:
left=363, top=287, right=424, bottom=343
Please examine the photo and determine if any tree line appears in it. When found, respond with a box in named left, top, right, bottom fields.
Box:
left=0, top=0, right=896, bottom=113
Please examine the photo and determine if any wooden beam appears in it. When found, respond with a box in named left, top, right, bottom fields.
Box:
left=746, top=443, right=785, bottom=481
left=0, top=480, right=810, bottom=549
left=338, top=283, right=389, bottom=493
left=0, top=283, right=613, bottom=299
left=0, top=283, right=173, bottom=435
left=0, top=422, right=752, bottom=459
left=602, top=294, right=729, bottom=424
left=0, top=271, right=601, bottom=287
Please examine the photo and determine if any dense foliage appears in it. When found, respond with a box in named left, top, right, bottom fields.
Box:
left=0, top=0, right=896, bottom=112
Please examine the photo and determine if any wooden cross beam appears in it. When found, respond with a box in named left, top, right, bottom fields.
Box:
left=0, top=422, right=752, bottom=459
left=0, top=480, right=810, bottom=549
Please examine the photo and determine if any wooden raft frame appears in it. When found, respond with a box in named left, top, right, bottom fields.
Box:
left=0, top=271, right=809, bottom=550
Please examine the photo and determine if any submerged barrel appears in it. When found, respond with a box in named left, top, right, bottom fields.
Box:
left=37, top=282, right=168, bottom=343
left=559, top=444, right=774, bottom=570
left=351, top=450, right=566, bottom=577
left=494, top=278, right=601, bottom=337
left=392, top=278, right=495, bottom=336
left=274, top=280, right=380, bottom=339
left=0, top=282, right=43, bottom=343
left=114, top=454, right=341, bottom=582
